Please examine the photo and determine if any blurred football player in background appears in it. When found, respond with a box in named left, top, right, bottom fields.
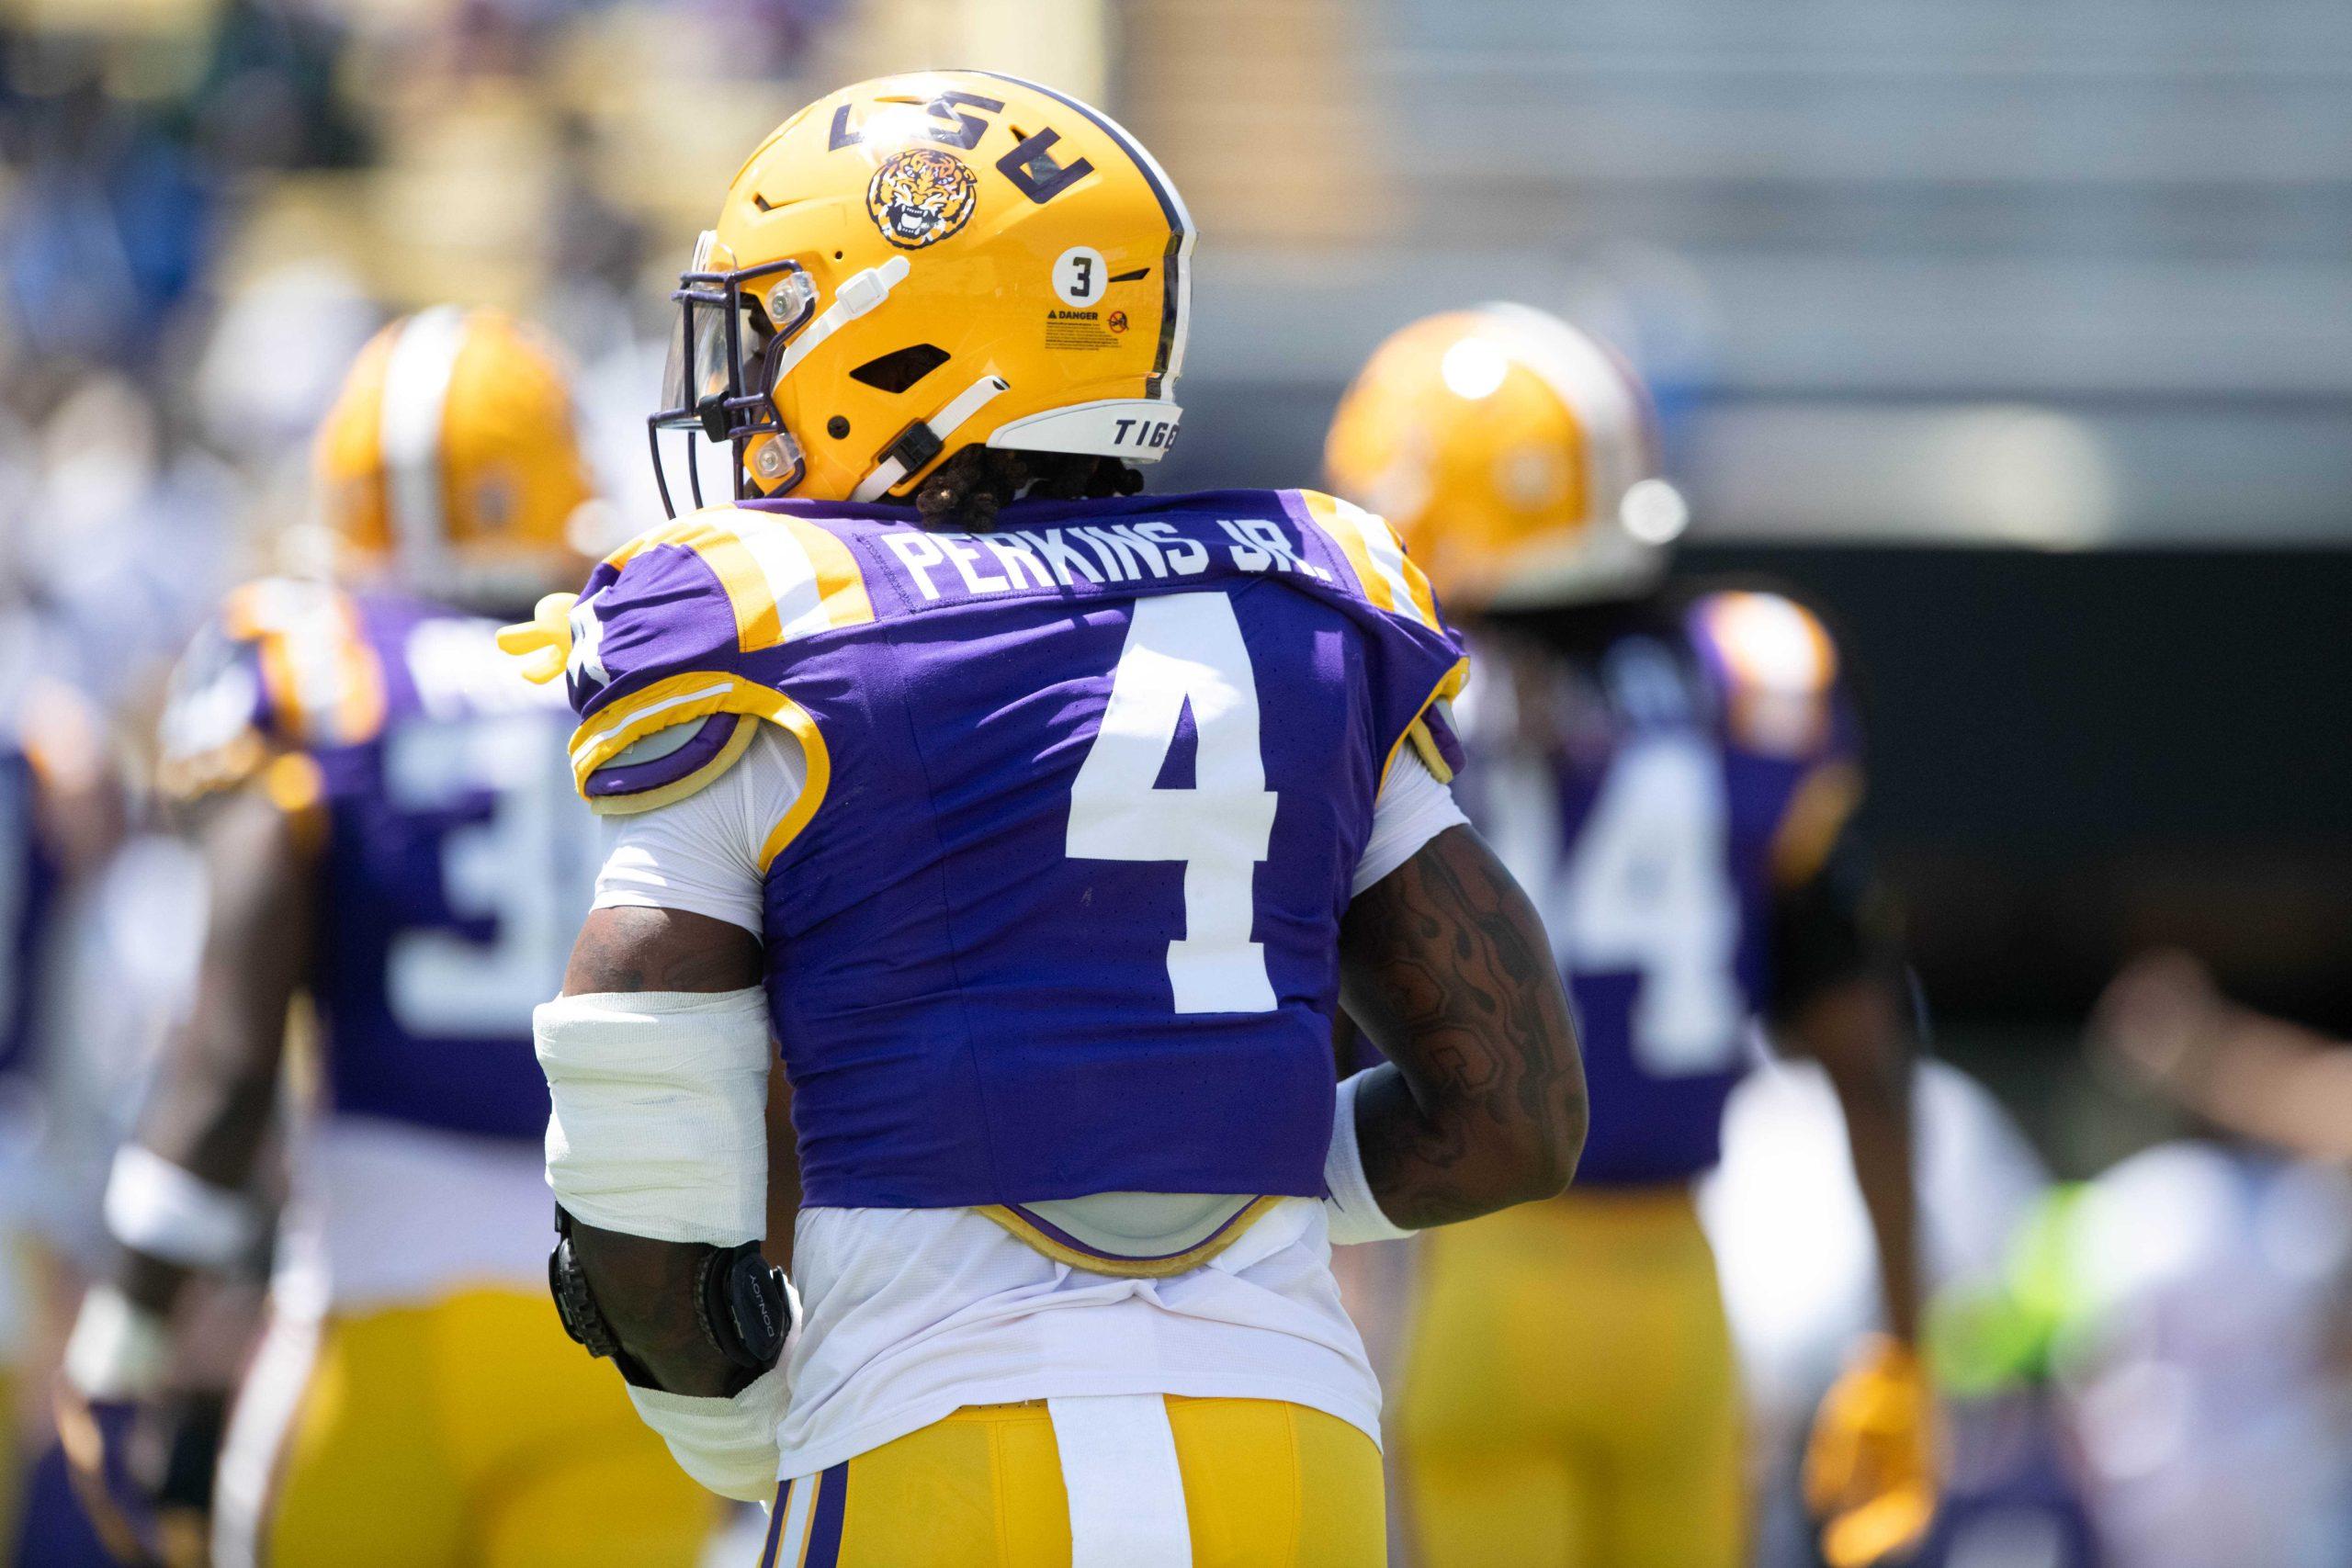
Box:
left=0, top=625, right=79, bottom=1546
left=0, top=585, right=156, bottom=1568
left=1325, top=304, right=1932, bottom=1568
left=54, top=308, right=718, bottom=1567
left=499, top=70, right=1584, bottom=1566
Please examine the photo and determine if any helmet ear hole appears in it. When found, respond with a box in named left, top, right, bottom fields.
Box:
left=849, top=344, right=951, bottom=393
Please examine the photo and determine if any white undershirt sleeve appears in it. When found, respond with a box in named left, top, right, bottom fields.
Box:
left=592, top=717, right=1461, bottom=931
left=1351, top=748, right=1469, bottom=897
left=591, top=722, right=807, bottom=937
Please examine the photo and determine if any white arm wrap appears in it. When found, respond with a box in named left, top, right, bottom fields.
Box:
left=536, top=987, right=773, bottom=1247
left=62, top=1285, right=171, bottom=1400
left=1323, top=1070, right=1414, bottom=1246
left=103, top=1144, right=260, bottom=1268
left=628, top=1359, right=794, bottom=1503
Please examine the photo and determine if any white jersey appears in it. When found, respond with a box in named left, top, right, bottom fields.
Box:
left=271, top=1118, right=550, bottom=1318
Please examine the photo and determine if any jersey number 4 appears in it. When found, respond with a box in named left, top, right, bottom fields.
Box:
left=1068, top=592, right=1280, bottom=1014
left=1559, top=736, right=1745, bottom=1076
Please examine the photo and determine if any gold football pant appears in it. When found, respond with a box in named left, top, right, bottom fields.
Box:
left=760, top=1395, right=1384, bottom=1567
left=214, top=1287, right=717, bottom=1568
left=1392, top=1188, right=1745, bottom=1568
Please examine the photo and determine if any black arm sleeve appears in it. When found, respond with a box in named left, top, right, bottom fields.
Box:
left=1767, top=816, right=1903, bottom=1021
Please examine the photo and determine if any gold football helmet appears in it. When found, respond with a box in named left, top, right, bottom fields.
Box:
left=315, top=306, right=598, bottom=601
left=1325, top=304, right=1688, bottom=612
left=650, top=71, right=1194, bottom=512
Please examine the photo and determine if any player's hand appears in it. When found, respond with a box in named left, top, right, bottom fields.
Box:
left=54, top=1382, right=225, bottom=1568
left=57, top=1285, right=223, bottom=1568
left=56, top=1382, right=226, bottom=1568
left=497, top=592, right=579, bottom=684
left=1803, top=1335, right=1938, bottom=1567
left=2091, top=949, right=2229, bottom=1096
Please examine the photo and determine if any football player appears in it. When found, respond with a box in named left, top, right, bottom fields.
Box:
left=0, top=614, right=136, bottom=1568
left=495, top=71, right=1586, bottom=1566
left=1324, top=305, right=1934, bottom=1568
left=55, top=308, right=718, bottom=1566
left=0, top=626, right=67, bottom=1548
left=0, top=660, right=63, bottom=1121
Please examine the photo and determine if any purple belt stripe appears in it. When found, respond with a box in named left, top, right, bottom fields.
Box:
left=805, top=1462, right=850, bottom=1567
left=758, top=1475, right=792, bottom=1568
left=1003, top=1199, right=1259, bottom=1264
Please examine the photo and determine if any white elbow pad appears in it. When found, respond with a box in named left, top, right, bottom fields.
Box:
left=536, top=987, right=773, bottom=1247
left=62, top=1285, right=171, bottom=1400
left=103, top=1145, right=260, bottom=1269
left=1323, top=1070, right=1413, bottom=1246
left=628, top=1356, right=794, bottom=1503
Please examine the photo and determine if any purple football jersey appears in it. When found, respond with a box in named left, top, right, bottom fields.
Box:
left=570, top=490, right=1465, bottom=1208
left=162, top=582, right=591, bottom=1141
left=0, top=732, right=55, bottom=1080
left=1451, top=590, right=1860, bottom=1185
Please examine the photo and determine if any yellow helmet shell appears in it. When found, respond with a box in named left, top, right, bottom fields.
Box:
left=315, top=307, right=596, bottom=597
left=1325, top=305, right=1686, bottom=611
left=685, top=71, right=1193, bottom=505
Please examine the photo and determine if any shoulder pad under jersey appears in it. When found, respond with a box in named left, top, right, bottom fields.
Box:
left=156, top=579, right=384, bottom=800
left=563, top=505, right=869, bottom=813
left=1286, top=490, right=1468, bottom=781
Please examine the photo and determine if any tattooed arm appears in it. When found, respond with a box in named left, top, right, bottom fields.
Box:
left=560, top=905, right=770, bottom=1396
left=1338, top=824, right=1586, bottom=1228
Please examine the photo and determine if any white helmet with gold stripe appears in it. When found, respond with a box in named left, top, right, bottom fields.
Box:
left=1325, top=303, right=1689, bottom=612
left=314, top=307, right=599, bottom=604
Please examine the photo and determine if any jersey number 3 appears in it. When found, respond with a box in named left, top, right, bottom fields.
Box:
left=1068, top=592, right=1280, bottom=1014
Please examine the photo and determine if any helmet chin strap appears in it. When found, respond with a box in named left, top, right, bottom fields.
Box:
left=851, top=375, right=1011, bottom=503
left=770, top=255, right=910, bottom=387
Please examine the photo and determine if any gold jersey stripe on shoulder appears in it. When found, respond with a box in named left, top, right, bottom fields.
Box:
left=1770, top=760, right=1865, bottom=889
left=771, top=513, right=876, bottom=631
left=605, top=506, right=876, bottom=652
left=224, top=580, right=386, bottom=749
left=1296, top=491, right=1442, bottom=630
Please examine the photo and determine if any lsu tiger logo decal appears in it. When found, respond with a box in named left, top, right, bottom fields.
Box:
left=867, top=150, right=978, bottom=250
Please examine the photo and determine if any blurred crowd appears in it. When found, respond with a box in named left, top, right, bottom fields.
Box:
left=0, top=2, right=848, bottom=1560
left=0, top=0, right=889, bottom=714
left=4, top=3, right=2352, bottom=1566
